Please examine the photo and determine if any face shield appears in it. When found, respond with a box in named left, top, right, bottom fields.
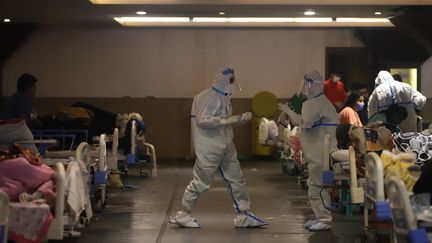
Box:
left=230, top=74, right=242, bottom=92
left=297, top=70, right=323, bottom=99
left=222, top=67, right=242, bottom=93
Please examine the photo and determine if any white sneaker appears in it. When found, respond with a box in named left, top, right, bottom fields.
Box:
left=304, top=219, right=319, bottom=229
left=234, top=212, right=269, bottom=228
left=307, top=221, right=331, bottom=231
left=169, top=211, right=200, bottom=228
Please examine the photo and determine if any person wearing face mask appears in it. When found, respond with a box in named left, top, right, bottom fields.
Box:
left=324, top=71, right=347, bottom=111
left=353, top=83, right=370, bottom=125
left=169, top=67, right=268, bottom=228
left=278, top=70, right=339, bottom=231
left=339, top=92, right=364, bottom=127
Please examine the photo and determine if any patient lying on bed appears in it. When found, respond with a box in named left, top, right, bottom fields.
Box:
left=0, top=144, right=56, bottom=207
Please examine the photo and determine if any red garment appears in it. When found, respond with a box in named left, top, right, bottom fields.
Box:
left=324, top=79, right=346, bottom=107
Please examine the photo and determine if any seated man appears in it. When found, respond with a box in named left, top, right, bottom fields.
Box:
left=1, top=73, right=41, bottom=128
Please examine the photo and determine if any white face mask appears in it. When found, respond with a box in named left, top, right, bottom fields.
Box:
left=332, top=76, right=341, bottom=83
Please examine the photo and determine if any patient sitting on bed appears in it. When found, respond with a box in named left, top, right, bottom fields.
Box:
left=0, top=144, right=56, bottom=208
left=332, top=124, right=366, bottom=177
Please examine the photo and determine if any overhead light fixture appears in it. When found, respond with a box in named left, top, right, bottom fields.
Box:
left=113, top=16, right=393, bottom=27
left=193, top=17, right=228, bottom=22
left=336, top=17, right=390, bottom=23
left=304, top=10, right=316, bottom=16
left=219, top=12, right=225, bottom=15
left=136, top=11, right=147, bottom=15
left=3, top=18, right=11, bottom=23
left=193, top=17, right=296, bottom=23
left=295, top=17, right=332, bottom=22
left=374, top=11, right=382, bottom=15
left=114, top=17, right=190, bottom=26
left=228, top=17, right=295, bottom=23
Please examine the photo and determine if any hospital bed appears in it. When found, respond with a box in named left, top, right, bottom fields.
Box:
left=386, top=176, right=429, bottom=243
left=258, top=117, right=307, bottom=188
left=46, top=142, right=92, bottom=239
left=32, top=129, right=87, bottom=152
left=126, top=120, right=157, bottom=177
left=44, top=134, right=109, bottom=213
left=322, top=135, right=363, bottom=215
left=0, top=162, right=66, bottom=242
left=364, top=152, right=392, bottom=224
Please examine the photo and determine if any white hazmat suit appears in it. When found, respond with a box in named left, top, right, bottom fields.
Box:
left=278, top=70, right=339, bottom=231
left=170, top=67, right=268, bottom=228
left=368, top=71, right=426, bottom=132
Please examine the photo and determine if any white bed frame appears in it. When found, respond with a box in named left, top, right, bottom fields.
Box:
left=129, top=120, right=157, bottom=177
left=386, top=176, right=429, bottom=243
left=0, top=191, right=9, bottom=243
left=364, top=152, right=392, bottom=228
left=107, top=128, right=119, bottom=170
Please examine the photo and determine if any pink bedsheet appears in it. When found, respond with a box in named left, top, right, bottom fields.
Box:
left=0, top=157, right=55, bottom=205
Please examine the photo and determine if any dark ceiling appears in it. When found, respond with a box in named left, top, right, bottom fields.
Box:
left=0, top=0, right=400, bottom=27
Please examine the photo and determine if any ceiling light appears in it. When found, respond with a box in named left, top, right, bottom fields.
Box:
left=114, top=17, right=190, bottom=26
left=228, top=17, right=295, bottom=23
left=304, top=10, right=316, bottom=16
left=136, top=11, right=147, bottom=15
left=294, top=17, right=332, bottom=23
left=193, top=17, right=228, bottom=22
left=219, top=12, right=225, bottom=15
left=374, top=11, right=382, bottom=15
left=336, top=17, right=390, bottom=23
left=3, top=18, right=11, bottom=23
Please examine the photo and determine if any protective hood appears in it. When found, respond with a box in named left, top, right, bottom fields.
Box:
left=213, top=67, right=237, bottom=96
left=375, top=70, right=395, bottom=87
left=298, top=70, right=324, bottom=99
left=374, top=70, right=397, bottom=101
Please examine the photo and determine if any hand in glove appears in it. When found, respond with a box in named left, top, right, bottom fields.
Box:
left=221, top=115, right=241, bottom=125
left=277, top=103, right=294, bottom=115
left=221, top=112, right=253, bottom=125
left=239, top=112, right=253, bottom=123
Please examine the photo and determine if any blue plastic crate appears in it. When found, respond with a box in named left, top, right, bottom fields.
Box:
left=323, top=171, right=334, bottom=186
left=376, top=201, right=392, bottom=220
left=409, top=228, right=428, bottom=243
left=94, top=171, right=107, bottom=185
left=0, top=224, right=5, bottom=242
left=38, top=143, right=48, bottom=156
left=126, top=153, right=136, bottom=165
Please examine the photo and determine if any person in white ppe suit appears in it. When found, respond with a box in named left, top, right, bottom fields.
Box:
left=170, top=67, right=268, bottom=228
left=368, top=70, right=426, bottom=132
left=278, top=70, right=339, bottom=231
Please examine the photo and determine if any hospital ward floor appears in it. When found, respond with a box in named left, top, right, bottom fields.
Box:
left=63, top=160, right=364, bottom=243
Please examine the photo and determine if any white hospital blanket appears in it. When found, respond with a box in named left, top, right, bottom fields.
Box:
left=65, top=160, right=93, bottom=223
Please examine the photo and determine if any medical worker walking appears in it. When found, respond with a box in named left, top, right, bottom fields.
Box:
left=368, top=70, right=426, bottom=132
left=278, top=70, right=339, bottom=231
left=170, top=67, right=268, bottom=228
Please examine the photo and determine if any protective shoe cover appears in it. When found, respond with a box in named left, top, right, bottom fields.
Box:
left=169, top=211, right=200, bottom=228
left=304, top=219, right=319, bottom=229
left=234, top=212, right=269, bottom=228
left=307, top=221, right=331, bottom=231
